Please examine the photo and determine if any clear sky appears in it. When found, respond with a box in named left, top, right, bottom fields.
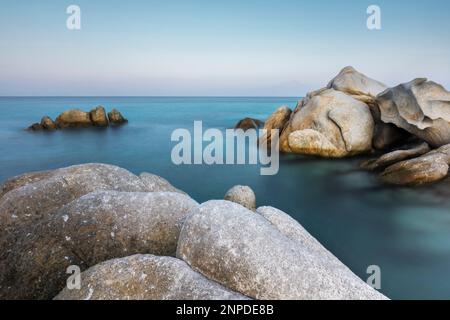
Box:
left=0, top=0, right=449, bottom=96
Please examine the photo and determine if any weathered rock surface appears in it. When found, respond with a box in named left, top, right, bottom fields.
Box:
left=377, top=78, right=450, bottom=147
left=380, top=144, right=450, bottom=186
left=234, top=118, right=264, bottom=131
left=327, top=66, right=387, bottom=107
left=224, top=185, right=256, bottom=210
left=288, top=89, right=374, bottom=157
left=177, top=200, right=386, bottom=300
left=108, top=108, right=128, bottom=125
left=140, top=172, right=186, bottom=194
left=259, top=106, right=291, bottom=146
left=361, top=142, right=430, bottom=171
left=0, top=170, right=53, bottom=199
left=0, top=190, right=198, bottom=299
left=55, top=109, right=92, bottom=128
left=0, top=164, right=149, bottom=258
left=89, top=106, right=108, bottom=127
left=54, top=254, right=247, bottom=300
left=40, top=116, right=57, bottom=130
left=279, top=121, right=293, bottom=153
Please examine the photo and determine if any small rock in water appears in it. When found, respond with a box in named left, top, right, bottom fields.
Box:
left=108, top=108, right=128, bottom=125
left=224, top=185, right=256, bottom=211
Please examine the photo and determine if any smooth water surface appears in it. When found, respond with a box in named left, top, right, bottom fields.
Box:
left=1, top=97, right=450, bottom=299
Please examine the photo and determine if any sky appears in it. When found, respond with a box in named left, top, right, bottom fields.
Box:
left=0, top=0, right=449, bottom=96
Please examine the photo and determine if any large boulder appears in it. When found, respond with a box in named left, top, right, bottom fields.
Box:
left=0, top=164, right=149, bottom=258
left=54, top=254, right=247, bottom=300
left=288, top=89, right=374, bottom=157
left=361, top=142, right=430, bottom=171
left=259, top=106, right=291, bottom=146
left=0, top=170, right=53, bottom=199
left=108, top=109, right=128, bottom=125
left=224, top=185, right=256, bottom=211
left=326, top=66, right=387, bottom=107
left=89, top=106, right=108, bottom=127
left=177, top=200, right=386, bottom=300
left=380, top=144, right=450, bottom=186
left=0, top=190, right=198, bottom=299
left=139, top=172, right=186, bottom=194
left=55, top=109, right=92, bottom=128
left=377, top=78, right=450, bottom=147
left=234, top=118, right=264, bottom=131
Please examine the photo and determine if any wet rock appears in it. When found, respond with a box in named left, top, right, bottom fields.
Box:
left=55, top=109, right=92, bottom=128
left=224, top=185, right=256, bottom=210
left=108, top=108, right=128, bottom=125
left=377, top=78, right=450, bottom=147
left=361, top=142, right=430, bottom=171
left=54, top=254, right=247, bottom=300
left=234, top=118, right=264, bottom=131
left=177, top=200, right=386, bottom=300
left=89, top=106, right=109, bottom=127
left=380, top=144, right=450, bottom=186
left=140, top=172, right=186, bottom=194
left=0, top=190, right=198, bottom=299
left=288, top=89, right=374, bottom=158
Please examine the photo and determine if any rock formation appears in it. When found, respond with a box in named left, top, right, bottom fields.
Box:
left=377, top=78, right=450, bottom=147
left=89, top=106, right=109, bottom=127
left=234, top=118, right=264, bottom=131
left=224, top=185, right=256, bottom=210
left=108, top=108, right=128, bottom=125
left=0, top=163, right=385, bottom=300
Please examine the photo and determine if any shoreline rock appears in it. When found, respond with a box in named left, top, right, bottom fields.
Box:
left=0, top=163, right=385, bottom=300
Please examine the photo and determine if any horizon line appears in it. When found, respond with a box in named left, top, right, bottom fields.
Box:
left=0, top=95, right=303, bottom=98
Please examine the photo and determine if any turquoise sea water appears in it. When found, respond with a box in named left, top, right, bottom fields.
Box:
left=1, top=97, right=450, bottom=299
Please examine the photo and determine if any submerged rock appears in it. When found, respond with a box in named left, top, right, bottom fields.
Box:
left=177, top=200, right=386, bottom=300
left=54, top=254, right=247, bottom=300
left=108, top=108, right=128, bottom=125
left=55, top=109, right=92, bottom=128
left=380, top=144, right=450, bottom=186
left=288, top=89, right=374, bottom=158
left=361, top=142, right=430, bottom=171
left=0, top=190, right=198, bottom=299
left=234, top=118, right=264, bottom=131
left=89, top=106, right=108, bottom=127
left=377, top=78, right=450, bottom=147
left=224, top=185, right=256, bottom=210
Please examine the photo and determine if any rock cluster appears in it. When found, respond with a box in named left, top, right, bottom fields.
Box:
left=27, top=106, right=127, bottom=131
left=242, top=66, right=450, bottom=185
left=0, top=163, right=385, bottom=300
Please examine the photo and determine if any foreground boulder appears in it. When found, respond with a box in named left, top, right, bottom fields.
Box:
left=234, top=118, right=264, bottom=131
left=361, top=142, right=430, bottom=171
left=108, top=108, right=128, bottom=125
left=89, top=106, right=108, bottom=127
left=139, top=172, right=186, bottom=194
left=0, top=164, right=149, bottom=256
left=288, top=89, right=374, bottom=157
left=377, top=78, right=450, bottom=147
left=380, top=144, right=450, bottom=186
left=0, top=190, right=198, bottom=299
left=177, top=200, right=386, bottom=300
left=55, top=254, right=247, bottom=300
left=55, top=109, right=92, bottom=128
left=224, top=185, right=256, bottom=210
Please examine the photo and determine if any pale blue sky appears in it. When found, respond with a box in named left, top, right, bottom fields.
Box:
left=0, top=0, right=449, bottom=96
